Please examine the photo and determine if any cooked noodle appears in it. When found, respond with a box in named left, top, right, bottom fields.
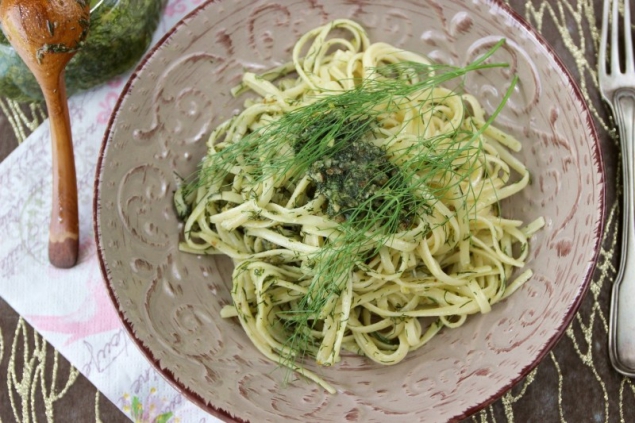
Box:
left=175, top=19, right=543, bottom=394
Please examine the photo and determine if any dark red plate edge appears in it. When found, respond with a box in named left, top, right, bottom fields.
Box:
left=451, top=0, right=607, bottom=421
left=93, top=1, right=245, bottom=422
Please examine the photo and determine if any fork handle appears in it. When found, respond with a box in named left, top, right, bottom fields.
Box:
left=610, top=89, right=635, bottom=376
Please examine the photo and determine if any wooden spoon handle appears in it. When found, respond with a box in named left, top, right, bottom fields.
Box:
left=45, top=72, right=78, bottom=268
left=0, top=0, right=88, bottom=269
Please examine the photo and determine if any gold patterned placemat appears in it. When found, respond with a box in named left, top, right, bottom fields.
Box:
left=0, top=1, right=630, bottom=422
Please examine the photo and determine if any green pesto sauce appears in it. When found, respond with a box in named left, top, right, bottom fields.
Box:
left=311, top=138, right=398, bottom=213
left=0, top=0, right=166, bottom=102
left=298, top=112, right=416, bottom=231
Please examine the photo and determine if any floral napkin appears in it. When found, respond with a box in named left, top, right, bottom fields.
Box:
left=0, top=1, right=223, bottom=421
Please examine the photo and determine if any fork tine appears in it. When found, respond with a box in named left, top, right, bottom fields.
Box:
left=612, top=0, right=621, bottom=74
left=600, top=0, right=610, bottom=76
left=624, top=0, right=634, bottom=72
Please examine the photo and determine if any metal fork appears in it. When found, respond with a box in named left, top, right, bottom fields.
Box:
left=600, top=0, right=635, bottom=377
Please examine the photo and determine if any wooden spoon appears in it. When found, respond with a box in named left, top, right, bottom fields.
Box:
left=0, top=0, right=90, bottom=268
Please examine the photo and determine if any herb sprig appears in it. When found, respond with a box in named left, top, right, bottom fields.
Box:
left=178, top=40, right=517, bottom=371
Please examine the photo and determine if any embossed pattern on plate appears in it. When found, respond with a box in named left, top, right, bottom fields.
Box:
left=94, top=1, right=605, bottom=422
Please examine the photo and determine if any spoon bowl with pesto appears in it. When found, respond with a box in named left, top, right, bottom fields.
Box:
left=0, top=0, right=166, bottom=102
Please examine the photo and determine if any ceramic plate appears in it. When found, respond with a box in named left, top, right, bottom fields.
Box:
left=94, top=1, right=605, bottom=421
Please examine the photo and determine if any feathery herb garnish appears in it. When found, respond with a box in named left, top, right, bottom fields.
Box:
left=177, top=39, right=518, bottom=373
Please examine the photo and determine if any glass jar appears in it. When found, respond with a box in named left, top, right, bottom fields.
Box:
left=0, top=0, right=167, bottom=102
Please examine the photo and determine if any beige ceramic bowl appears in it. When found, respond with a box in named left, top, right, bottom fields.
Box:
left=94, top=0, right=605, bottom=421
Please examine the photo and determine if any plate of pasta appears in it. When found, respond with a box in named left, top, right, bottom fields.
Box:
left=94, top=1, right=604, bottom=422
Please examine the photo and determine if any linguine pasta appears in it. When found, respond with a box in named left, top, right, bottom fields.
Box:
left=175, top=19, right=543, bottom=394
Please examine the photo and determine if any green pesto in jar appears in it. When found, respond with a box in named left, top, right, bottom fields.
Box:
left=0, top=0, right=167, bottom=102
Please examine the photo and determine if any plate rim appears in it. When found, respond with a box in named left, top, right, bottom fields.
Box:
left=92, top=0, right=606, bottom=421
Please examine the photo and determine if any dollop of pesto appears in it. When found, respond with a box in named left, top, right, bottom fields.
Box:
left=311, top=139, right=399, bottom=215
left=295, top=110, right=415, bottom=230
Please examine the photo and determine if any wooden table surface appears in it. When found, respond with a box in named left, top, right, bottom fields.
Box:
left=0, top=1, right=632, bottom=422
